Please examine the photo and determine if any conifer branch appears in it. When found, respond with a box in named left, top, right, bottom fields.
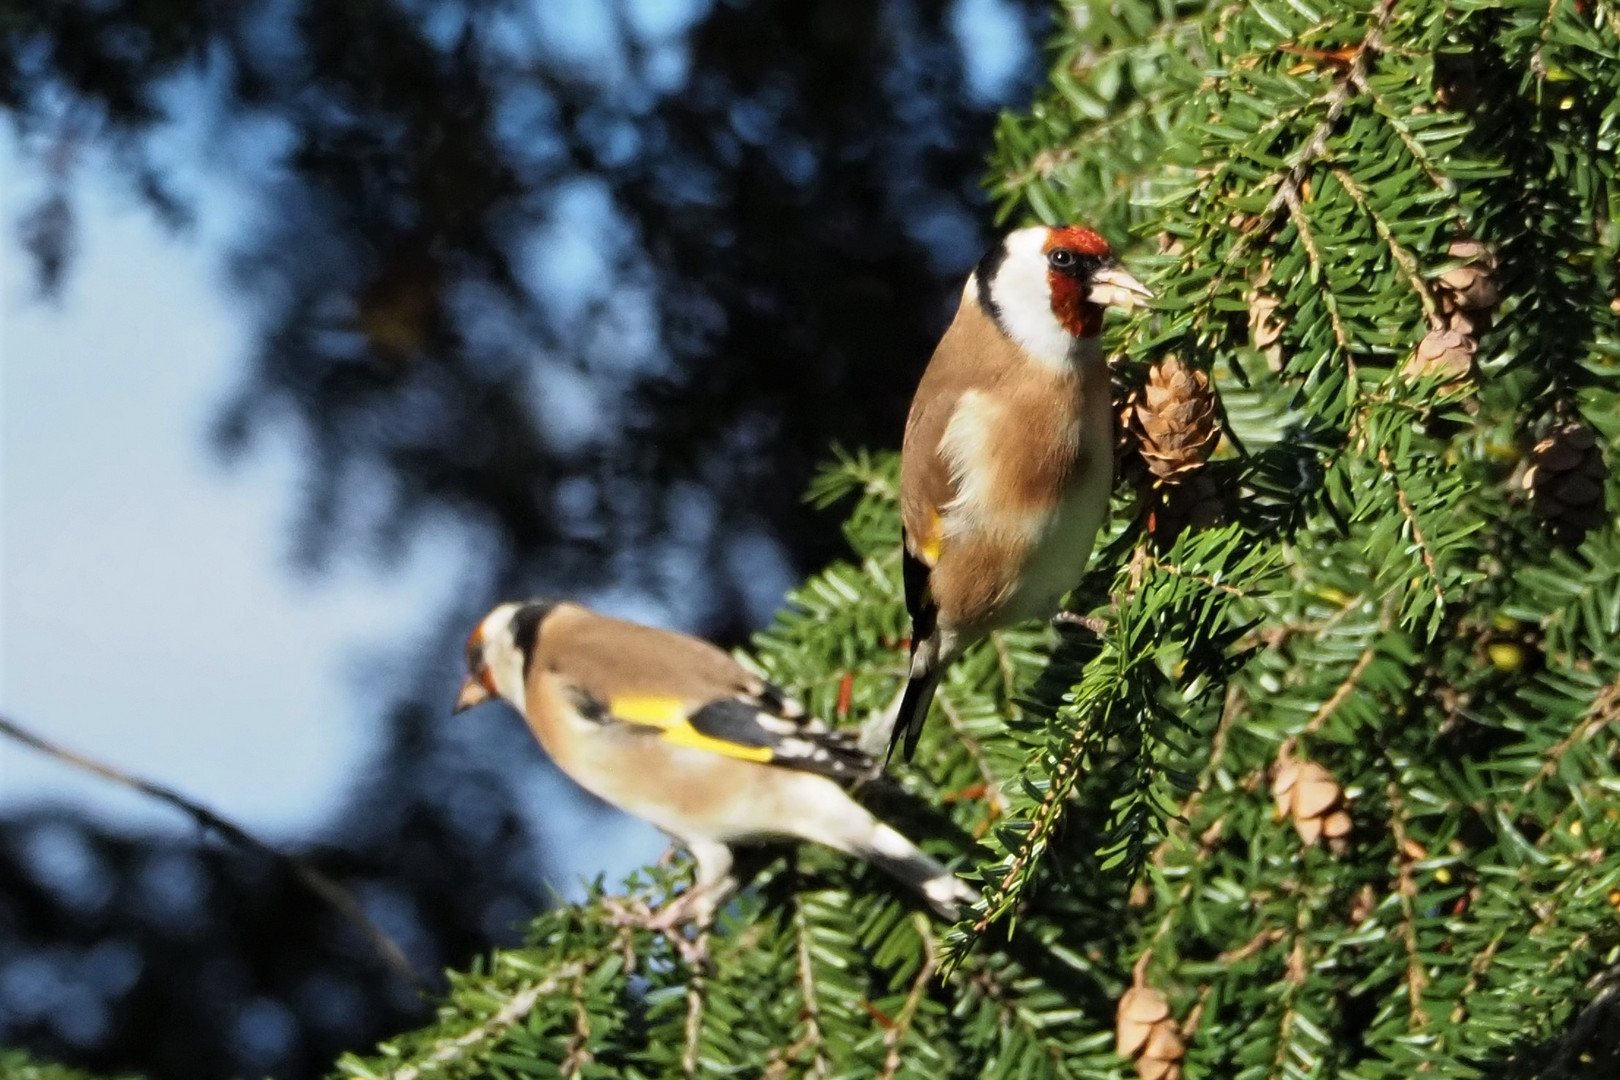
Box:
left=1384, top=779, right=1431, bottom=1024
left=1276, top=628, right=1382, bottom=759
left=389, top=966, right=574, bottom=1080
left=787, top=901, right=829, bottom=1078
left=1283, top=186, right=1356, bottom=362
left=1523, top=678, right=1620, bottom=797
left=1347, top=68, right=1458, bottom=195
left=682, top=927, right=712, bottom=1080
left=879, top=917, right=937, bottom=1080
left=561, top=967, right=594, bottom=1077
left=1330, top=166, right=1446, bottom=329
left=970, top=713, right=1097, bottom=933
left=1142, top=554, right=1253, bottom=598
left=1266, top=899, right=1318, bottom=1077
left=1378, top=447, right=1448, bottom=610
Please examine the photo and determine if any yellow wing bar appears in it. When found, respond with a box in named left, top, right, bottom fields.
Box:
left=609, top=694, right=774, bottom=764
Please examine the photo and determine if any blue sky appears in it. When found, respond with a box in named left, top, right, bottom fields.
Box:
left=0, top=0, right=1036, bottom=902
left=0, top=139, right=672, bottom=893
left=0, top=139, right=452, bottom=834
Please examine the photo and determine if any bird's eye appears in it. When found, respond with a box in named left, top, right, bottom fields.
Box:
left=1049, top=249, right=1076, bottom=269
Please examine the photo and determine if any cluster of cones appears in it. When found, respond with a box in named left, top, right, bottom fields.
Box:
left=1117, top=235, right=1609, bottom=549
left=1116, top=358, right=1222, bottom=548
left=1272, top=757, right=1352, bottom=852
left=1115, top=969, right=1186, bottom=1080
left=1524, top=420, right=1609, bottom=547
left=1402, top=239, right=1499, bottom=389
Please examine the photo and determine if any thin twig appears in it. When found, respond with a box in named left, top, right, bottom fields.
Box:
left=1523, top=678, right=1620, bottom=796
left=880, top=917, right=938, bottom=1080
left=391, top=965, right=573, bottom=1080
left=1277, top=642, right=1379, bottom=762
left=682, top=925, right=712, bottom=1080
left=0, top=711, right=419, bottom=984
left=1384, top=779, right=1430, bottom=1024
left=786, top=900, right=829, bottom=1078
left=1377, top=447, right=1448, bottom=610
left=1283, top=184, right=1356, bottom=363
left=1330, top=165, right=1446, bottom=329
left=560, top=966, right=595, bottom=1077
left=1143, top=555, right=1253, bottom=598
left=1347, top=68, right=1457, bottom=195
left=1275, top=599, right=1394, bottom=762
left=971, top=718, right=1095, bottom=934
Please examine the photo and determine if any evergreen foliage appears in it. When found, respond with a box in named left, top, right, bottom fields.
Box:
left=332, top=0, right=1620, bottom=1075
left=0, top=1052, right=136, bottom=1080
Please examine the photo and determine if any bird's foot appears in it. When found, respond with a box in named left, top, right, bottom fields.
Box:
left=639, top=895, right=713, bottom=964
left=601, top=895, right=657, bottom=929
left=602, top=893, right=709, bottom=962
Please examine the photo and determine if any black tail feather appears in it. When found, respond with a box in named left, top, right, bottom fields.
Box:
left=888, top=666, right=942, bottom=764
left=894, top=536, right=941, bottom=764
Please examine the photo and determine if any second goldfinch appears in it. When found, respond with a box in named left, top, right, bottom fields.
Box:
left=455, top=599, right=977, bottom=927
left=886, top=224, right=1151, bottom=761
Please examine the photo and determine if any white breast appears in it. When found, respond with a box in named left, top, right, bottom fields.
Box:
left=1002, top=365, right=1113, bottom=623
left=1005, top=454, right=1111, bottom=624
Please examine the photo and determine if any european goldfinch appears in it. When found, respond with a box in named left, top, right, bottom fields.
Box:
left=455, top=599, right=977, bottom=927
left=884, top=224, right=1151, bottom=762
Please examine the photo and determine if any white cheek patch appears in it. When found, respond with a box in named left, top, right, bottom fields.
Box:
left=478, top=606, right=531, bottom=710
left=990, top=227, right=1074, bottom=370
left=489, top=648, right=529, bottom=711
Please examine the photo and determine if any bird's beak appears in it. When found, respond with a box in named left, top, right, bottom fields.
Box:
left=1087, top=265, right=1154, bottom=310
left=453, top=675, right=493, bottom=714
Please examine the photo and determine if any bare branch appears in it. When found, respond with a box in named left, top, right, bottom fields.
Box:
left=0, top=711, right=420, bottom=985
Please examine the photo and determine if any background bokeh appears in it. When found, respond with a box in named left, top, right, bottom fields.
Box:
left=0, top=2, right=1050, bottom=1077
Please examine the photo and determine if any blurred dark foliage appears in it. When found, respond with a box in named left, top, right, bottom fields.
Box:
left=0, top=0, right=1047, bottom=1077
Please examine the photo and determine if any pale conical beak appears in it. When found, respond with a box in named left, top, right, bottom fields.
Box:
left=453, top=675, right=493, bottom=714
left=1086, top=265, right=1154, bottom=310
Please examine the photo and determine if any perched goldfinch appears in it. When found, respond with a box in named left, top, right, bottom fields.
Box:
left=454, top=599, right=977, bottom=927
left=885, top=224, right=1151, bottom=762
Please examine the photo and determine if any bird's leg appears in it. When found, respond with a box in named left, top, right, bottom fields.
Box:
left=647, top=840, right=735, bottom=934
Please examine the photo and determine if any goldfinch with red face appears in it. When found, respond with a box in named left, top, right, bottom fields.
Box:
left=883, top=224, right=1151, bottom=762
left=455, top=599, right=977, bottom=927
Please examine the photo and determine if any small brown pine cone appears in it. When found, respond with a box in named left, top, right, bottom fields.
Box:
left=1403, top=327, right=1477, bottom=389
left=1115, top=376, right=1149, bottom=488
left=1444, top=305, right=1491, bottom=338
left=1249, top=293, right=1284, bottom=348
left=1273, top=760, right=1350, bottom=849
left=1249, top=292, right=1286, bottom=373
left=1523, top=421, right=1610, bottom=545
left=1436, top=240, right=1500, bottom=312
left=1117, top=984, right=1185, bottom=1080
left=1128, top=358, right=1221, bottom=480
